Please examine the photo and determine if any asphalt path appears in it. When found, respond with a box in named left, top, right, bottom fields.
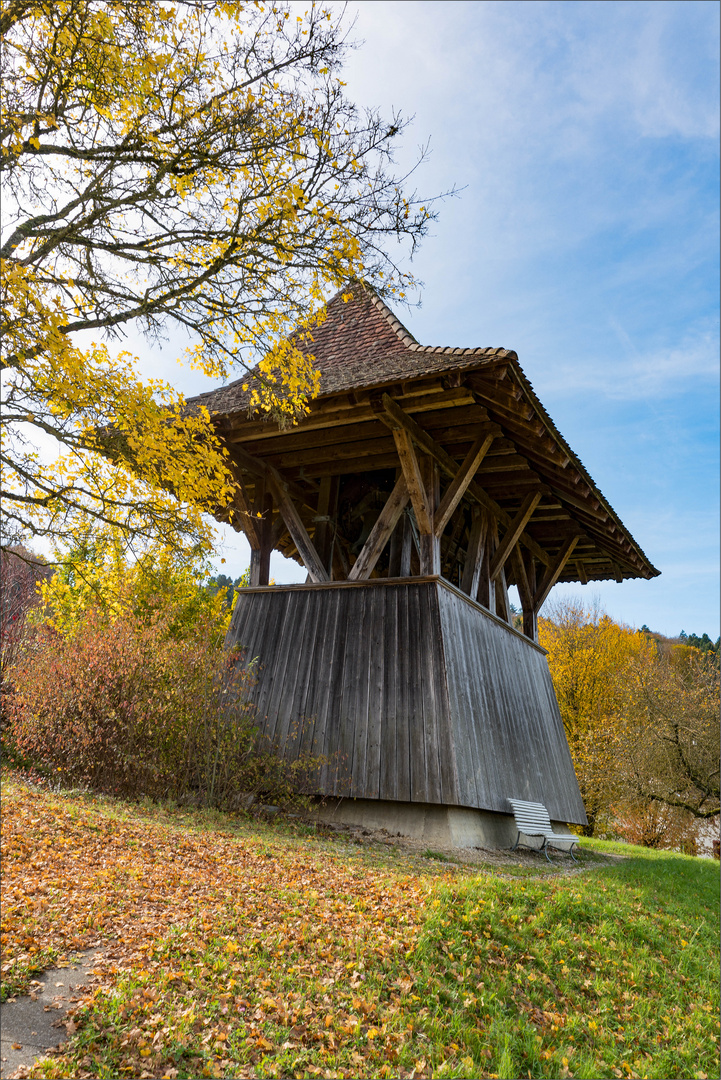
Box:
left=0, top=950, right=103, bottom=1079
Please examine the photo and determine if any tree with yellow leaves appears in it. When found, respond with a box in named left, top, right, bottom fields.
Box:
left=1, top=1, right=435, bottom=557
left=538, top=598, right=656, bottom=835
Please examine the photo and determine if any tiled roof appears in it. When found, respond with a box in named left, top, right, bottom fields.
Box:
left=187, top=285, right=659, bottom=581
left=187, top=286, right=513, bottom=417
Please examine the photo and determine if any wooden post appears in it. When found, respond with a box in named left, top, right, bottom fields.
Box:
left=399, top=514, right=413, bottom=577
left=249, top=480, right=264, bottom=587
left=260, top=506, right=273, bottom=585
left=249, top=484, right=269, bottom=587
left=461, top=507, right=488, bottom=597
left=314, top=476, right=338, bottom=574
left=418, top=454, right=440, bottom=575
left=496, top=566, right=511, bottom=623
left=477, top=516, right=498, bottom=610
left=510, top=543, right=537, bottom=641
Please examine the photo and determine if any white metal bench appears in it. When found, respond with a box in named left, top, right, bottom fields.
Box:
left=508, top=799, right=579, bottom=862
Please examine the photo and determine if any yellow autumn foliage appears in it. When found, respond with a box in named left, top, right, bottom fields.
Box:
left=37, top=531, right=230, bottom=641
left=1, top=1, right=433, bottom=555
left=539, top=598, right=656, bottom=831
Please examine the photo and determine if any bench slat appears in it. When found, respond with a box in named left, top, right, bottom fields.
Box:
left=508, top=798, right=579, bottom=860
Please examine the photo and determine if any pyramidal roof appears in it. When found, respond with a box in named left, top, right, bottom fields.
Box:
left=187, top=286, right=660, bottom=582
left=187, top=285, right=514, bottom=417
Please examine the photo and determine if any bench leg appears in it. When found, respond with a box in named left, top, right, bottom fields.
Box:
left=569, top=844, right=578, bottom=863
left=543, top=839, right=552, bottom=863
left=510, top=831, right=521, bottom=853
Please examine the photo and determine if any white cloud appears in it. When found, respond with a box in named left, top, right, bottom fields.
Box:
left=341, top=1, right=719, bottom=257
left=539, top=321, right=720, bottom=399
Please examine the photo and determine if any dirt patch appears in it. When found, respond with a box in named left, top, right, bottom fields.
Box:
left=305, top=816, right=624, bottom=873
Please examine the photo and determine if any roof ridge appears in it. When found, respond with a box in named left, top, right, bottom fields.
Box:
left=411, top=344, right=515, bottom=358
left=365, top=289, right=420, bottom=348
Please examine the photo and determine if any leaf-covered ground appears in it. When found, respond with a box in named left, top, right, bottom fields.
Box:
left=1, top=776, right=718, bottom=1080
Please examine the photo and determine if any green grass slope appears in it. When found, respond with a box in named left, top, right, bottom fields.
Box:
left=1, top=776, right=718, bottom=1080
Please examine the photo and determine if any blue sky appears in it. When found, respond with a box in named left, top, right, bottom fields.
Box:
left=138, top=1, right=720, bottom=637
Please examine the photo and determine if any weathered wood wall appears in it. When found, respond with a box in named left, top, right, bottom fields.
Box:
left=226, top=577, right=587, bottom=824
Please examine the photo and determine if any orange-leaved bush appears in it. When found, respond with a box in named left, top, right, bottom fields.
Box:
left=6, top=605, right=319, bottom=809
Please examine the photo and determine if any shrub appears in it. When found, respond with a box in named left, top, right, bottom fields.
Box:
left=5, top=605, right=320, bottom=810
left=610, top=799, right=699, bottom=854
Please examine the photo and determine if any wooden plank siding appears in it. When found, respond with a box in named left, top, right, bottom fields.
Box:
left=436, top=584, right=587, bottom=822
left=226, top=578, right=587, bottom=825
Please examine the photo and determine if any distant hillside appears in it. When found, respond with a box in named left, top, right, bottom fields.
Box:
left=639, top=626, right=719, bottom=657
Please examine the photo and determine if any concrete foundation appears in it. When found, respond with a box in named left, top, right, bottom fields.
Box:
left=312, top=797, right=573, bottom=850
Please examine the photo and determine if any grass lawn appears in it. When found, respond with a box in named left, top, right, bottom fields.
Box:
left=2, top=773, right=718, bottom=1080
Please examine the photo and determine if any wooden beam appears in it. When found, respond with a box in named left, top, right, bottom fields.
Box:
left=231, top=443, right=315, bottom=509
left=548, top=484, right=607, bottom=522
left=392, top=428, right=433, bottom=534
left=489, top=491, right=542, bottom=581
left=434, top=433, right=495, bottom=537
left=378, top=394, right=550, bottom=567
left=348, top=475, right=410, bottom=581
left=225, top=463, right=261, bottom=548
left=469, top=378, right=533, bottom=417
left=265, top=472, right=330, bottom=583
left=575, top=560, right=588, bottom=586
left=533, top=536, right=580, bottom=611
left=223, top=384, right=475, bottom=442
left=461, top=508, right=488, bottom=597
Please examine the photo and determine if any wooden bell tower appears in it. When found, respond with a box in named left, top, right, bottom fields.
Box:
left=188, top=287, right=659, bottom=845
